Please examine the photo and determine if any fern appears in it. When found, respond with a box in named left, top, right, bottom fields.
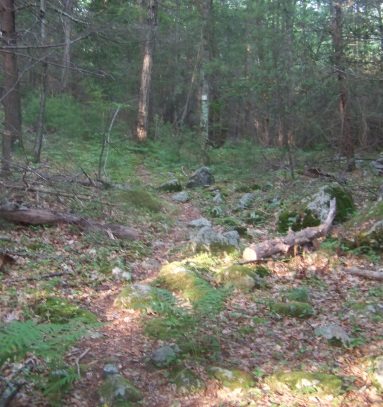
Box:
left=0, top=319, right=98, bottom=366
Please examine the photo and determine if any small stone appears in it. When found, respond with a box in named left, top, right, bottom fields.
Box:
left=103, top=364, right=119, bottom=376
left=171, top=191, right=189, bottom=203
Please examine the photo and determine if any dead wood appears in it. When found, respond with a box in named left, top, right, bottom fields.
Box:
left=243, top=199, right=336, bottom=261
left=0, top=206, right=138, bottom=240
left=346, top=268, right=383, bottom=281
left=1, top=271, right=74, bottom=284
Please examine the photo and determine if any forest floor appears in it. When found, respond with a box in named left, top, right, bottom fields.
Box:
left=1, top=153, right=383, bottom=407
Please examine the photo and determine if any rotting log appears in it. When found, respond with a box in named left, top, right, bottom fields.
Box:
left=243, top=199, right=336, bottom=261
left=0, top=205, right=138, bottom=240
left=346, top=268, right=383, bottom=281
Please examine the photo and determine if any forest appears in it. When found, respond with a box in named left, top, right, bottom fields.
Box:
left=0, top=0, right=383, bottom=406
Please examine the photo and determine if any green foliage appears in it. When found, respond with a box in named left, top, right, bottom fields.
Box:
left=23, top=94, right=105, bottom=139
left=115, top=189, right=162, bottom=212
left=0, top=319, right=96, bottom=367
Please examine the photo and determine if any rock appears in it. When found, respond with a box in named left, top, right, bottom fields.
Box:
left=208, top=366, right=254, bottom=390
left=103, top=364, right=120, bottom=376
left=150, top=344, right=181, bottom=367
left=355, top=219, right=383, bottom=251
left=186, top=167, right=214, bottom=188
left=374, top=356, right=383, bottom=388
left=190, top=226, right=239, bottom=253
left=271, top=302, right=314, bottom=318
left=114, top=283, right=175, bottom=310
left=212, top=191, right=223, bottom=204
left=315, top=324, right=351, bottom=345
left=158, top=179, right=182, bottom=192
left=216, top=265, right=260, bottom=292
left=98, top=374, right=142, bottom=404
left=188, top=218, right=211, bottom=228
left=171, top=191, right=189, bottom=203
left=278, top=183, right=355, bottom=233
left=371, top=156, right=383, bottom=175
left=168, top=366, right=205, bottom=395
left=210, top=206, right=226, bottom=218
left=265, top=371, right=343, bottom=395
left=111, top=267, right=132, bottom=281
left=235, top=193, right=256, bottom=210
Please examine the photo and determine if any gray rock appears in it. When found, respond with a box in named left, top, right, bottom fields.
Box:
left=190, top=226, right=239, bottom=252
left=235, top=193, right=256, bottom=210
left=374, top=356, right=383, bottom=388
left=103, top=364, right=119, bottom=376
left=150, top=344, right=181, bottom=367
left=98, top=374, right=142, bottom=404
left=186, top=167, right=214, bottom=188
left=212, top=191, right=223, bottom=204
left=171, top=191, right=189, bottom=203
left=158, top=179, right=182, bottom=192
left=315, top=324, right=351, bottom=345
left=188, top=218, right=211, bottom=228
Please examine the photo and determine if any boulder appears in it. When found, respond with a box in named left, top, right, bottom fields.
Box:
left=190, top=226, right=239, bottom=253
left=158, top=178, right=182, bottom=192
left=150, top=344, right=181, bottom=367
left=186, top=167, right=214, bottom=188
left=98, top=374, right=142, bottom=404
left=278, top=183, right=355, bottom=233
left=188, top=218, right=211, bottom=228
left=171, top=191, right=189, bottom=203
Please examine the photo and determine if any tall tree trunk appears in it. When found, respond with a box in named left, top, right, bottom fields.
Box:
left=33, top=0, right=48, bottom=163
left=136, top=0, right=158, bottom=142
left=0, top=0, right=22, bottom=174
left=61, top=0, right=72, bottom=92
left=331, top=0, right=355, bottom=170
left=199, top=0, right=212, bottom=165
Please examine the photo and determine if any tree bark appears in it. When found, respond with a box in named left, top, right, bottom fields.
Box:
left=33, top=0, right=48, bottom=163
left=331, top=0, right=355, bottom=170
left=0, top=0, right=22, bottom=174
left=243, top=199, right=336, bottom=261
left=198, top=0, right=212, bottom=165
left=136, top=0, right=158, bottom=141
left=61, top=0, right=73, bottom=91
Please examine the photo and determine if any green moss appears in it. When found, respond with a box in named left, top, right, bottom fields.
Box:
left=278, top=184, right=355, bottom=233
left=208, top=366, right=255, bottom=390
left=114, top=283, right=175, bottom=311
left=265, top=371, right=343, bottom=395
left=98, top=375, right=142, bottom=404
left=355, top=221, right=383, bottom=251
left=271, top=301, right=314, bottom=318
left=143, top=317, right=190, bottom=340
left=115, top=189, right=162, bottom=212
left=285, top=287, right=310, bottom=302
left=34, top=296, right=98, bottom=324
left=254, top=265, right=271, bottom=277
left=158, top=262, right=199, bottom=291
left=216, top=265, right=258, bottom=292
left=169, top=366, right=205, bottom=395
left=179, top=335, right=221, bottom=359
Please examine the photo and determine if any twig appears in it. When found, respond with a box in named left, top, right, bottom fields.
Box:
left=76, top=348, right=91, bottom=377
left=1, top=271, right=74, bottom=284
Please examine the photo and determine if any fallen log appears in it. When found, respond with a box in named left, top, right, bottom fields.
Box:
left=0, top=205, right=138, bottom=240
left=346, top=268, right=383, bottom=281
left=243, top=199, right=336, bottom=261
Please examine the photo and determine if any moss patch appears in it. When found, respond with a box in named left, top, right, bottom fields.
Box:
left=34, top=296, right=98, bottom=324
left=98, top=374, right=142, bottom=404
left=208, top=366, right=255, bottom=390
left=168, top=366, right=205, bottom=395
left=271, top=301, right=314, bottom=318
left=115, top=189, right=162, bottom=212
left=215, top=265, right=258, bottom=292
left=114, top=283, right=175, bottom=311
left=265, top=371, right=343, bottom=395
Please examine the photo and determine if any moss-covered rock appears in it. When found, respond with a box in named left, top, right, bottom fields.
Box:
left=216, top=265, right=258, bottom=292
left=158, top=178, right=182, bottom=192
left=169, top=366, right=205, bottom=395
left=278, top=184, right=355, bottom=233
left=342, top=201, right=383, bottom=252
left=114, top=283, right=175, bottom=311
left=116, top=189, right=162, bottom=212
left=98, top=374, right=142, bottom=405
left=265, top=371, right=343, bottom=395
left=208, top=366, right=254, bottom=390
left=34, top=296, right=98, bottom=324
left=158, top=262, right=225, bottom=314
left=271, top=301, right=314, bottom=318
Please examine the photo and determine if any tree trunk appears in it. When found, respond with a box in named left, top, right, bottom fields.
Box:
left=0, top=0, right=22, bottom=175
left=61, top=0, right=72, bottom=92
left=199, top=0, right=212, bottom=165
left=136, top=0, right=158, bottom=141
left=331, top=0, right=355, bottom=170
left=34, top=0, right=48, bottom=163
